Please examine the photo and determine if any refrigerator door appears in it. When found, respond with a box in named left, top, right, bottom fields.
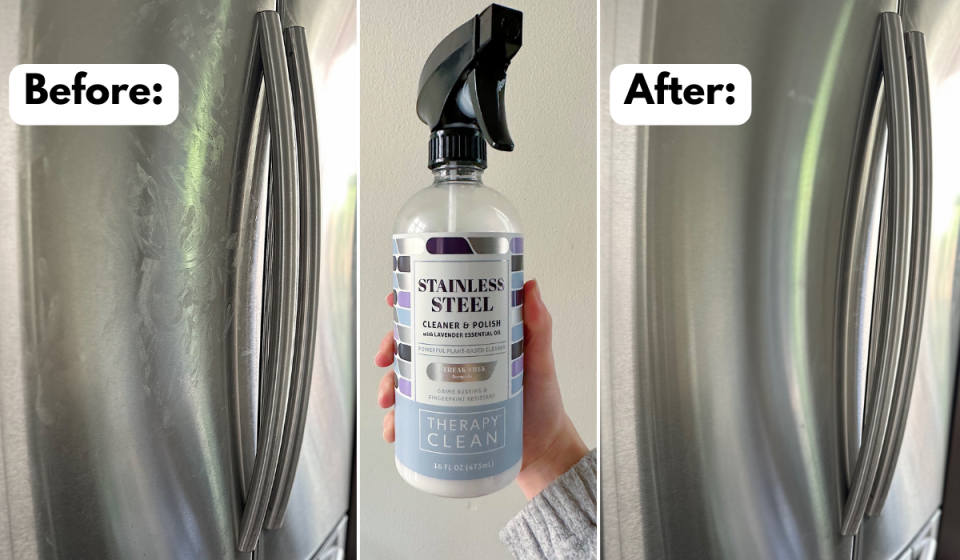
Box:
left=0, top=1, right=354, bottom=558
left=856, top=1, right=960, bottom=558
left=599, top=1, right=894, bottom=558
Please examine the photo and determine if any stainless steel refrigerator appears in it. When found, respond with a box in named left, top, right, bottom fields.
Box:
left=600, top=1, right=960, bottom=559
left=0, top=1, right=356, bottom=558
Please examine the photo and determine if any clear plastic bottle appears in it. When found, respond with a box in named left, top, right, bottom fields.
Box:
left=394, top=164, right=522, bottom=236
left=395, top=2, right=525, bottom=497
left=392, top=162, right=524, bottom=498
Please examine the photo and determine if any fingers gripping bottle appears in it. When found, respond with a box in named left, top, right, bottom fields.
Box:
left=392, top=4, right=524, bottom=498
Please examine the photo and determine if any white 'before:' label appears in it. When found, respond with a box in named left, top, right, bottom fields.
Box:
left=9, top=65, right=179, bottom=125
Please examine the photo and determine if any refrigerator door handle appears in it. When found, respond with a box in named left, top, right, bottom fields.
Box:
left=837, top=15, right=885, bottom=491
left=264, top=25, right=322, bottom=530
left=238, top=10, right=301, bottom=553
left=839, top=11, right=913, bottom=537
left=867, top=30, right=932, bottom=517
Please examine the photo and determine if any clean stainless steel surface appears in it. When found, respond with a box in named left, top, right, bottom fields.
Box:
left=265, top=25, right=322, bottom=530
left=867, top=31, right=933, bottom=517
left=857, top=0, right=960, bottom=556
left=600, top=0, right=903, bottom=558
left=599, top=0, right=960, bottom=559
left=237, top=10, right=300, bottom=553
left=841, top=12, right=914, bottom=537
left=601, top=1, right=960, bottom=558
left=0, top=0, right=355, bottom=558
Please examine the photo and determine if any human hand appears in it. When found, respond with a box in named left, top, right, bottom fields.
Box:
left=374, top=279, right=588, bottom=499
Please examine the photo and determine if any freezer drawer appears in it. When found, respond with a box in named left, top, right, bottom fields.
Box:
left=891, top=510, right=938, bottom=560
left=311, top=516, right=349, bottom=560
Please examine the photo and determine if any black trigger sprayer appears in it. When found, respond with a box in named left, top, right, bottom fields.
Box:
left=416, top=3, right=523, bottom=168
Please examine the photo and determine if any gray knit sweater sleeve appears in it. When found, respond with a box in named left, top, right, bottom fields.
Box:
left=499, top=449, right=598, bottom=559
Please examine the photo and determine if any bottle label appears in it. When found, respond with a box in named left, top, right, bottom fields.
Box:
left=392, top=233, right=524, bottom=480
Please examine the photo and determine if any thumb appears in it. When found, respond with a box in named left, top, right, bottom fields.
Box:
left=522, top=279, right=556, bottom=382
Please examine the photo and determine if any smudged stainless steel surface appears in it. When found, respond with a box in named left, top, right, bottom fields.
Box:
left=0, top=0, right=355, bottom=558
left=14, top=1, right=262, bottom=556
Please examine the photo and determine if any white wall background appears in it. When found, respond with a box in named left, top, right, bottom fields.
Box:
left=357, top=1, right=596, bottom=558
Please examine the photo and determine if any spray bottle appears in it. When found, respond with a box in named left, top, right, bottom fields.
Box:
left=391, top=3, right=524, bottom=497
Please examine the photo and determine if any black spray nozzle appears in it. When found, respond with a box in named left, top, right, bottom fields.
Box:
left=416, top=4, right=523, bottom=153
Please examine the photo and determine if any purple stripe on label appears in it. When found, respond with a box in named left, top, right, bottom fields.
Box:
left=512, top=356, right=523, bottom=377
left=511, top=237, right=524, bottom=254
left=427, top=237, right=474, bottom=254
left=398, top=290, right=411, bottom=308
left=398, top=377, right=412, bottom=397
left=511, top=289, right=524, bottom=307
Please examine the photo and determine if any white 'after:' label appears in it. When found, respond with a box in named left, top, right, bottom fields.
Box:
left=610, top=64, right=751, bottom=125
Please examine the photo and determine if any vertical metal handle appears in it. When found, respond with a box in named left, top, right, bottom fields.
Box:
left=228, top=7, right=272, bottom=511
left=839, top=11, right=912, bottom=537
left=238, top=10, right=301, bottom=552
left=860, top=150, right=890, bottom=483
left=265, top=25, right=322, bottom=530
left=867, top=30, right=932, bottom=517
left=837, top=19, right=885, bottom=487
